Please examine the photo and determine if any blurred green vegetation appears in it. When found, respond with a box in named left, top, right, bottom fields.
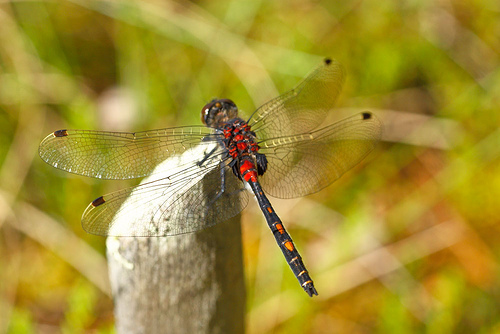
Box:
left=1, top=0, right=499, bottom=333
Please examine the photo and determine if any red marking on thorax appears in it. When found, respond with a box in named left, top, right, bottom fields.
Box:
left=224, top=120, right=261, bottom=182
left=224, top=120, right=259, bottom=156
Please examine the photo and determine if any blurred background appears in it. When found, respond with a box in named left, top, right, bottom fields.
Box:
left=1, top=0, right=499, bottom=333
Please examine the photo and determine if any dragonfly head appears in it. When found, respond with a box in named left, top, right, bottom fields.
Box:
left=201, top=99, right=238, bottom=128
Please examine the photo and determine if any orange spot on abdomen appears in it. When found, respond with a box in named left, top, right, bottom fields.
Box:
left=284, top=241, right=294, bottom=251
left=275, top=223, right=284, bottom=234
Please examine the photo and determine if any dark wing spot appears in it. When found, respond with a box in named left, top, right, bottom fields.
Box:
left=91, top=196, right=106, bottom=207
left=362, top=112, right=372, bottom=120
left=54, top=130, right=68, bottom=137
left=324, top=58, right=332, bottom=65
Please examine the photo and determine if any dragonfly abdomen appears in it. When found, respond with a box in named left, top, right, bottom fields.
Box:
left=246, top=176, right=318, bottom=297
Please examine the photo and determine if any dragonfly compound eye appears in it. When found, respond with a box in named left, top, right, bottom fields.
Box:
left=220, top=99, right=238, bottom=119
left=201, top=101, right=216, bottom=125
left=201, top=99, right=239, bottom=128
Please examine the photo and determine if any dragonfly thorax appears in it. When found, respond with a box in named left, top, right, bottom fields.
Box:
left=221, top=118, right=268, bottom=180
left=222, top=119, right=259, bottom=158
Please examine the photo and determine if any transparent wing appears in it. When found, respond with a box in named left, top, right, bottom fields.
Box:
left=248, top=58, right=345, bottom=139
left=38, top=126, right=216, bottom=179
left=258, top=112, right=382, bottom=199
left=82, top=145, right=248, bottom=236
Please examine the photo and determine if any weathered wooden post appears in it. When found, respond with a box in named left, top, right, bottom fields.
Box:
left=106, top=144, right=246, bottom=334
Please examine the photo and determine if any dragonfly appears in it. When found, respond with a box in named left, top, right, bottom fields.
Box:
left=39, top=58, right=381, bottom=297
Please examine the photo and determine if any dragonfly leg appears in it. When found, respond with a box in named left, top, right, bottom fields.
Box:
left=204, top=160, right=228, bottom=213
left=197, top=146, right=218, bottom=167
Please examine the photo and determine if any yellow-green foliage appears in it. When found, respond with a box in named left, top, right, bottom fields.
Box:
left=1, top=0, right=499, bottom=333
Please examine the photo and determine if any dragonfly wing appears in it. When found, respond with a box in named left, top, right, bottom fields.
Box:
left=248, top=58, right=345, bottom=139
left=39, top=126, right=216, bottom=179
left=173, top=162, right=249, bottom=233
left=258, top=112, right=382, bottom=199
left=82, top=144, right=248, bottom=236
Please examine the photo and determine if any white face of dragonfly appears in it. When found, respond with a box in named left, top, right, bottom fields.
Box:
left=201, top=99, right=239, bottom=129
